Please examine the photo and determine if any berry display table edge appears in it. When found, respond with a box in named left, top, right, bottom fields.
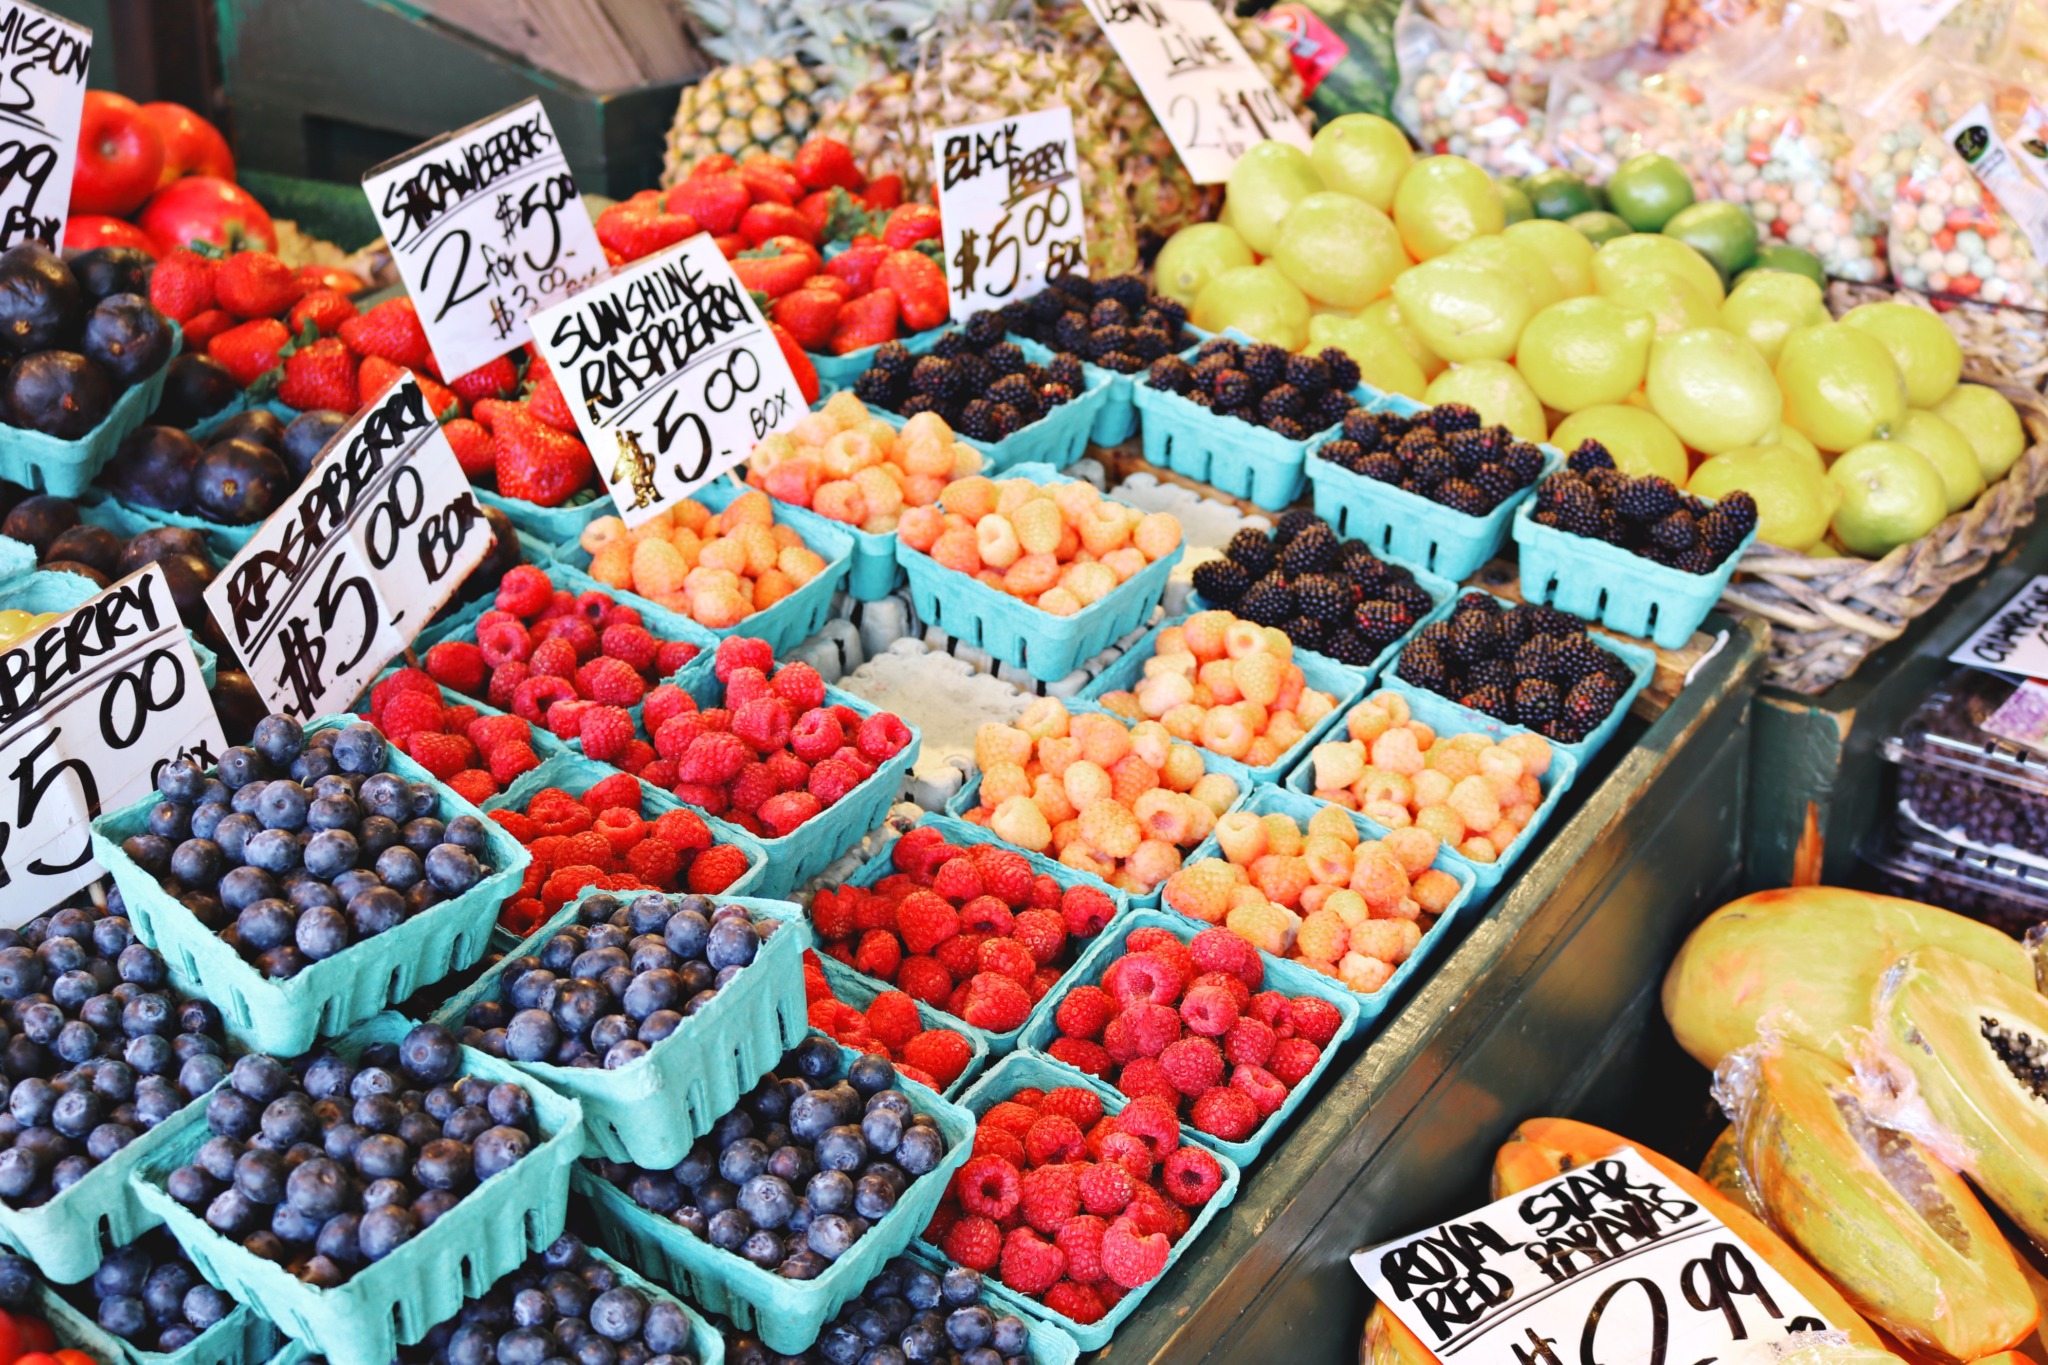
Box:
left=1090, top=612, right=1768, bottom=1365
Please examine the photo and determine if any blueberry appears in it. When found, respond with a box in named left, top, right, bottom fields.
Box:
left=304, top=829, right=359, bottom=881
left=737, top=1174, right=795, bottom=1229
left=586, top=1286, right=646, bottom=1343
left=219, top=866, right=281, bottom=915
left=183, top=1283, right=233, bottom=1330
left=178, top=1053, right=228, bottom=1098
left=98, top=1294, right=149, bottom=1341
left=333, top=724, right=388, bottom=776
left=359, top=773, right=409, bottom=822
left=638, top=1011, right=682, bottom=1046
left=853, top=1172, right=897, bottom=1220
left=289, top=879, right=342, bottom=914
left=204, top=1187, right=258, bottom=1237
left=704, top=918, right=759, bottom=972
left=349, top=886, right=406, bottom=937
left=358, top=1203, right=417, bottom=1260
left=303, top=1054, right=355, bottom=1100
left=354, top=1133, right=410, bottom=1180
left=860, top=1108, right=903, bottom=1157
left=641, top=1300, right=693, bottom=1355
left=51, top=968, right=96, bottom=1010
left=148, top=801, right=192, bottom=841
left=167, top=1164, right=218, bottom=1209
left=356, top=816, right=400, bottom=861
left=590, top=1015, right=633, bottom=1054
left=412, top=1187, right=459, bottom=1227
left=408, top=782, right=438, bottom=817
left=158, top=1327, right=200, bottom=1353
left=212, top=813, right=260, bottom=862
left=945, top=1306, right=993, bottom=1350
left=289, top=747, right=337, bottom=785
left=235, top=899, right=295, bottom=953
left=230, top=782, right=264, bottom=816
left=351, top=1064, right=399, bottom=1098
left=820, top=1326, right=865, bottom=1365
left=806, top=1169, right=854, bottom=1215
left=374, top=845, right=425, bottom=892
left=506, top=1010, right=559, bottom=1063
left=272, top=1198, right=324, bottom=1244
left=816, top=1126, right=868, bottom=1174
left=243, top=828, right=301, bottom=875
left=354, top=1093, right=402, bottom=1132
left=990, top=1315, right=1027, bottom=1355
left=706, top=1208, right=753, bottom=1251
left=400, top=818, right=446, bottom=857
left=218, top=747, right=267, bottom=789
left=662, top=909, right=711, bottom=961
left=253, top=715, right=304, bottom=767
left=719, top=1138, right=770, bottom=1186
left=900, top=1322, right=940, bottom=1362
left=205, top=1088, right=260, bottom=1141
left=808, top=1213, right=859, bottom=1260
left=293, top=904, right=351, bottom=961
left=157, top=759, right=206, bottom=802
left=262, top=1094, right=319, bottom=1145
left=189, top=801, right=228, bottom=841
left=474, top=1123, right=532, bottom=1179
left=141, top=1259, right=198, bottom=1320
left=361, top=1176, right=408, bottom=1210
left=235, top=1147, right=287, bottom=1203
left=415, top=1138, right=473, bottom=1192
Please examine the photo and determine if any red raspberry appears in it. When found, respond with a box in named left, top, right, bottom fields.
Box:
left=1060, top=886, right=1116, bottom=938
left=863, top=990, right=921, bottom=1049
left=900, top=1029, right=971, bottom=1087
left=594, top=807, right=647, bottom=857
left=625, top=840, right=681, bottom=888
left=378, top=690, right=444, bottom=745
left=1023, top=1115, right=1085, bottom=1167
left=972, top=1125, right=1028, bottom=1169
left=446, top=770, right=498, bottom=805
left=1179, top=983, right=1241, bottom=1038
left=489, top=742, right=542, bottom=786
left=1190, top=927, right=1263, bottom=989
left=496, top=565, right=552, bottom=617
left=643, top=684, right=694, bottom=732
left=1077, top=1160, right=1133, bottom=1216
left=1047, top=1037, right=1112, bottom=1077
left=677, top=782, right=728, bottom=818
left=857, top=711, right=913, bottom=761
left=957, top=1155, right=1022, bottom=1219
left=1095, top=1129, right=1153, bottom=1183
left=371, top=667, right=437, bottom=710
left=547, top=699, right=595, bottom=742
left=511, top=676, right=578, bottom=722
left=770, top=661, right=825, bottom=710
left=895, top=890, right=958, bottom=955
left=976, top=938, right=1035, bottom=984
left=972, top=850, right=1033, bottom=909
left=1115, top=1095, right=1181, bottom=1161
left=1286, top=996, right=1342, bottom=1046
left=1269, top=1036, right=1322, bottom=1088
left=638, top=758, right=678, bottom=790
left=652, top=808, right=711, bottom=850
left=677, top=732, right=748, bottom=784
left=956, top=895, right=1013, bottom=938
left=600, top=624, right=658, bottom=671
left=424, top=641, right=486, bottom=694
left=654, top=714, right=707, bottom=761
left=1247, top=991, right=1289, bottom=1026
left=896, top=956, right=953, bottom=1005
left=1042, top=1281, right=1104, bottom=1325
left=479, top=621, right=532, bottom=672
left=1222, top=1016, right=1277, bottom=1068
left=812, top=890, right=858, bottom=943
left=942, top=1215, right=1002, bottom=1273
left=764, top=751, right=809, bottom=791
left=533, top=615, right=600, bottom=660
left=1027, top=875, right=1062, bottom=910
left=686, top=843, right=750, bottom=893
left=1038, top=1086, right=1103, bottom=1131
left=1010, top=910, right=1068, bottom=967
left=467, top=713, right=527, bottom=754
left=1232, top=1063, right=1289, bottom=1116
left=828, top=745, right=876, bottom=779
left=656, top=640, right=699, bottom=675
left=485, top=661, right=528, bottom=710
left=731, top=697, right=792, bottom=753
left=723, top=666, right=770, bottom=710
left=728, top=762, right=779, bottom=815
left=891, top=826, right=945, bottom=872
left=854, top=929, right=902, bottom=981
left=407, top=731, right=471, bottom=780
left=1106, top=951, right=1186, bottom=1008
left=580, top=772, right=642, bottom=815
left=998, top=1227, right=1064, bottom=1295
left=1161, top=1146, right=1224, bottom=1207
left=539, top=589, right=576, bottom=621
left=1125, top=927, right=1196, bottom=979
left=807, top=757, right=867, bottom=807
left=578, top=656, right=648, bottom=706
left=1158, top=1036, right=1224, bottom=1097
left=1189, top=971, right=1251, bottom=1014
left=1102, top=1217, right=1170, bottom=1290
left=1190, top=1086, right=1260, bottom=1142
left=1115, top=1057, right=1179, bottom=1108
left=758, top=790, right=822, bottom=836
left=930, top=858, right=982, bottom=904
left=1018, top=1163, right=1081, bottom=1234
left=528, top=636, right=579, bottom=680
left=958, top=973, right=1031, bottom=1033
left=714, top=636, right=773, bottom=681
left=1053, top=985, right=1112, bottom=1040
left=789, top=710, right=844, bottom=762
left=1112, top=1001, right=1180, bottom=1060
left=577, top=706, right=635, bottom=763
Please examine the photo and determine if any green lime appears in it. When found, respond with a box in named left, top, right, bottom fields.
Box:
left=1662, top=200, right=1759, bottom=281
left=1498, top=183, right=1534, bottom=225
left=1568, top=210, right=1634, bottom=244
left=1739, top=242, right=1827, bottom=288
left=1605, top=152, right=1696, bottom=232
left=1525, top=169, right=1597, bottom=221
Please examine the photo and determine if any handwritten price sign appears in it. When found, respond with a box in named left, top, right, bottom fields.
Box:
left=0, top=1, right=90, bottom=250
left=0, top=564, right=223, bottom=920
left=204, top=374, right=494, bottom=720
left=527, top=233, right=806, bottom=528
left=1353, top=1149, right=1832, bottom=1365
left=931, top=108, right=1088, bottom=322
left=1081, top=0, right=1309, bottom=185
left=362, top=97, right=609, bottom=378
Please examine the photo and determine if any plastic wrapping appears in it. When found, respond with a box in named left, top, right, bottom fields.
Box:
left=1413, top=0, right=1667, bottom=96
left=1879, top=668, right=2048, bottom=867
left=1392, top=3, right=1552, bottom=175
left=1715, top=1336, right=1908, bottom=1365
left=1654, top=0, right=1768, bottom=53
left=1541, top=54, right=1708, bottom=181
left=1858, top=817, right=2048, bottom=940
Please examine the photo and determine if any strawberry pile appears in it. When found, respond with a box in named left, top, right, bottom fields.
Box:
left=1041, top=925, right=1339, bottom=1144
left=425, top=564, right=701, bottom=764
left=360, top=668, right=548, bottom=805
left=921, top=1081, right=1224, bottom=1326
left=488, top=771, right=754, bottom=934
left=801, top=951, right=977, bottom=1093
left=810, top=824, right=1118, bottom=1036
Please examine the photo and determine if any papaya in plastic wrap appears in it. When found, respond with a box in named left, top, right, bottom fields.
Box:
left=1700, top=1123, right=1768, bottom=1219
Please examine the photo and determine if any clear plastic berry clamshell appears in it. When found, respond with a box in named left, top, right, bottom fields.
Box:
left=1858, top=814, right=2048, bottom=939
left=1880, top=668, right=2048, bottom=864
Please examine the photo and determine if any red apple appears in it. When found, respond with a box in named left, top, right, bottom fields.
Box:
left=140, top=102, right=234, bottom=186
left=70, top=90, right=165, bottom=217
left=62, top=214, right=157, bottom=257
left=137, top=175, right=276, bottom=254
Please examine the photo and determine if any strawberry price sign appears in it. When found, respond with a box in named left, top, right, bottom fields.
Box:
left=527, top=233, right=807, bottom=528
left=930, top=108, right=1089, bottom=322
left=362, top=97, right=609, bottom=377
left=0, top=0, right=91, bottom=249
left=204, top=373, right=494, bottom=720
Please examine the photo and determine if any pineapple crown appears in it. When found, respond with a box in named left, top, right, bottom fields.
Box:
left=681, top=0, right=1039, bottom=96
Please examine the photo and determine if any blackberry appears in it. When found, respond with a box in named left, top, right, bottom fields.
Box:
left=1504, top=443, right=1545, bottom=486
left=1649, top=511, right=1697, bottom=552
left=985, top=341, right=1025, bottom=376
left=1434, top=479, right=1492, bottom=516
left=1236, top=580, right=1296, bottom=626
left=1555, top=634, right=1613, bottom=681
left=1614, top=476, right=1681, bottom=522
left=1273, top=510, right=1322, bottom=544
left=1284, top=353, right=1329, bottom=394
left=963, top=311, right=1006, bottom=347
left=1674, top=547, right=1721, bottom=575
left=1549, top=480, right=1601, bottom=537
left=1562, top=673, right=1623, bottom=729
left=1148, top=356, right=1195, bottom=393
left=931, top=330, right=971, bottom=359
left=1358, top=453, right=1404, bottom=482
left=987, top=403, right=1024, bottom=438
left=1495, top=606, right=1533, bottom=649
left=1195, top=338, right=1238, bottom=365
left=1398, top=427, right=1444, bottom=459
left=1446, top=431, right=1491, bottom=474
left=1445, top=611, right=1499, bottom=665
left=1428, top=403, right=1482, bottom=435
left=1460, top=685, right=1512, bottom=719
left=1309, top=389, right=1354, bottom=432
left=1227, top=527, right=1278, bottom=574
left=1267, top=416, right=1311, bottom=440
left=1340, top=548, right=1389, bottom=587
left=1186, top=389, right=1215, bottom=408
left=1088, top=299, right=1128, bottom=330
left=1409, top=445, right=1455, bottom=487
left=1320, top=348, right=1362, bottom=392
left=874, top=342, right=916, bottom=378
left=1513, top=636, right=1563, bottom=682
left=1191, top=558, right=1251, bottom=605
left=1284, top=616, right=1330, bottom=651
left=1472, top=462, right=1518, bottom=503
left=1046, top=354, right=1084, bottom=392
left=953, top=354, right=993, bottom=398
left=1523, top=604, right=1585, bottom=638
left=1293, top=574, right=1354, bottom=622
left=1026, top=289, right=1067, bottom=322
left=1243, top=344, right=1288, bottom=388
left=1340, top=410, right=1384, bottom=447
left=1054, top=312, right=1093, bottom=354
left=1414, top=619, right=1456, bottom=648
left=1715, top=489, right=1759, bottom=534
left=899, top=394, right=940, bottom=418
left=1320, top=437, right=1365, bottom=470
left=1398, top=639, right=1452, bottom=692
left=1149, top=296, right=1188, bottom=330
left=1385, top=580, right=1434, bottom=617
left=1468, top=657, right=1513, bottom=694
left=1697, top=509, right=1746, bottom=557
left=1093, top=325, right=1133, bottom=357
left=1354, top=600, right=1413, bottom=648
left=1513, top=679, right=1560, bottom=729
left=1038, top=382, right=1074, bottom=408
left=987, top=373, right=1036, bottom=409
left=1279, top=523, right=1338, bottom=575
left=1322, top=629, right=1377, bottom=666
left=1101, top=276, right=1150, bottom=310
left=852, top=368, right=899, bottom=406
left=957, top=399, right=999, bottom=441
left=909, top=356, right=955, bottom=399
left=1096, top=350, right=1142, bottom=374
left=1258, top=385, right=1304, bottom=421
left=1211, top=368, right=1253, bottom=408
left=1567, top=439, right=1615, bottom=472
left=1454, top=592, right=1502, bottom=619
left=1129, top=327, right=1173, bottom=360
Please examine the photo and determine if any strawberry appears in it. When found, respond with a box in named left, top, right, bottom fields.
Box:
left=148, top=249, right=216, bottom=322
left=882, top=203, right=943, bottom=251
left=713, top=234, right=746, bottom=259
left=664, top=174, right=749, bottom=235
left=768, top=322, right=819, bottom=406
left=595, top=201, right=699, bottom=263
left=739, top=156, right=804, bottom=206
left=731, top=245, right=817, bottom=300
left=288, top=287, right=357, bottom=336
left=690, top=153, right=738, bottom=179
left=414, top=369, right=461, bottom=420
left=494, top=411, right=594, bottom=506
left=739, top=201, right=814, bottom=248
left=524, top=364, right=577, bottom=432
left=826, top=244, right=889, bottom=295
left=798, top=190, right=837, bottom=239
left=339, top=297, right=431, bottom=369
left=794, top=137, right=864, bottom=193
left=449, top=355, right=519, bottom=406
left=468, top=397, right=525, bottom=432
left=443, top=417, right=494, bottom=478
left=876, top=249, right=949, bottom=331
left=213, top=251, right=302, bottom=319
left=181, top=308, right=234, bottom=351
left=799, top=274, right=854, bottom=303
left=278, top=336, right=359, bottom=411
left=827, top=289, right=899, bottom=355
left=297, top=265, right=363, bottom=295
left=358, top=354, right=406, bottom=403
left=207, top=318, right=290, bottom=387
left=861, top=174, right=904, bottom=210
left=771, top=289, right=842, bottom=351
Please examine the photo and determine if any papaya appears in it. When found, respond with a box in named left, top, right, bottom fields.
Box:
left=1877, top=947, right=2048, bottom=1251
left=1700, top=1123, right=1768, bottom=1220
left=1724, top=1041, right=2037, bottom=1361
left=1496, top=1117, right=1892, bottom=1353
left=1662, top=887, right=2035, bottom=1069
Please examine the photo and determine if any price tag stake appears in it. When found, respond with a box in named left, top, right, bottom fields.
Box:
left=932, top=108, right=1089, bottom=321
left=0, top=0, right=91, bottom=250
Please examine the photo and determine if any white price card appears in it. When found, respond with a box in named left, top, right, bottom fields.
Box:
left=931, top=109, right=1089, bottom=322
left=0, top=563, right=224, bottom=919
left=204, top=373, right=495, bottom=720
left=361, top=97, right=609, bottom=378
left=1948, top=574, right=2048, bottom=677
left=1353, top=1148, right=1832, bottom=1365
left=1080, top=0, right=1310, bottom=185
left=527, top=233, right=806, bottom=528
left=0, top=1, right=91, bottom=249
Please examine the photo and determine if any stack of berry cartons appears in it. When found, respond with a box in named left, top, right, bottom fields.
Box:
left=802, top=951, right=990, bottom=1100
left=128, top=1013, right=584, bottom=1365
left=0, top=904, right=242, bottom=1283
left=483, top=755, right=766, bottom=936
left=988, top=272, right=1202, bottom=448
left=1185, top=514, right=1455, bottom=678
left=555, top=485, right=855, bottom=658
left=914, top=1052, right=1239, bottom=1349
left=1511, top=441, right=1761, bottom=649
left=1304, top=395, right=1560, bottom=581
left=574, top=1033, right=975, bottom=1354
left=944, top=697, right=1245, bottom=911
left=1017, top=912, right=1359, bottom=1167
left=1160, top=786, right=1479, bottom=1034
left=808, top=816, right=1128, bottom=1055
left=848, top=317, right=1113, bottom=474
left=432, top=889, right=809, bottom=1169
left=91, top=716, right=530, bottom=1057
left=1129, top=332, right=1368, bottom=511
left=895, top=465, right=1185, bottom=683
left=1286, top=688, right=1581, bottom=898
left=35, top=1232, right=281, bottom=1365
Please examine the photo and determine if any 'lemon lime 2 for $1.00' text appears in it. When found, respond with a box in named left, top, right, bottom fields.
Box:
left=528, top=232, right=808, bottom=528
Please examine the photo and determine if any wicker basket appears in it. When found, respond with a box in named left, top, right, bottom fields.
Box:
left=1828, top=281, right=2048, bottom=394
left=1716, top=383, right=2048, bottom=694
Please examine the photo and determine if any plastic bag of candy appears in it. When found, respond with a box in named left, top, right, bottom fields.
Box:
left=1541, top=49, right=1709, bottom=181
left=1654, top=0, right=1767, bottom=53
left=1414, top=0, right=1669, bottom=95
left=1392, top=1, right=1553, bottom=176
